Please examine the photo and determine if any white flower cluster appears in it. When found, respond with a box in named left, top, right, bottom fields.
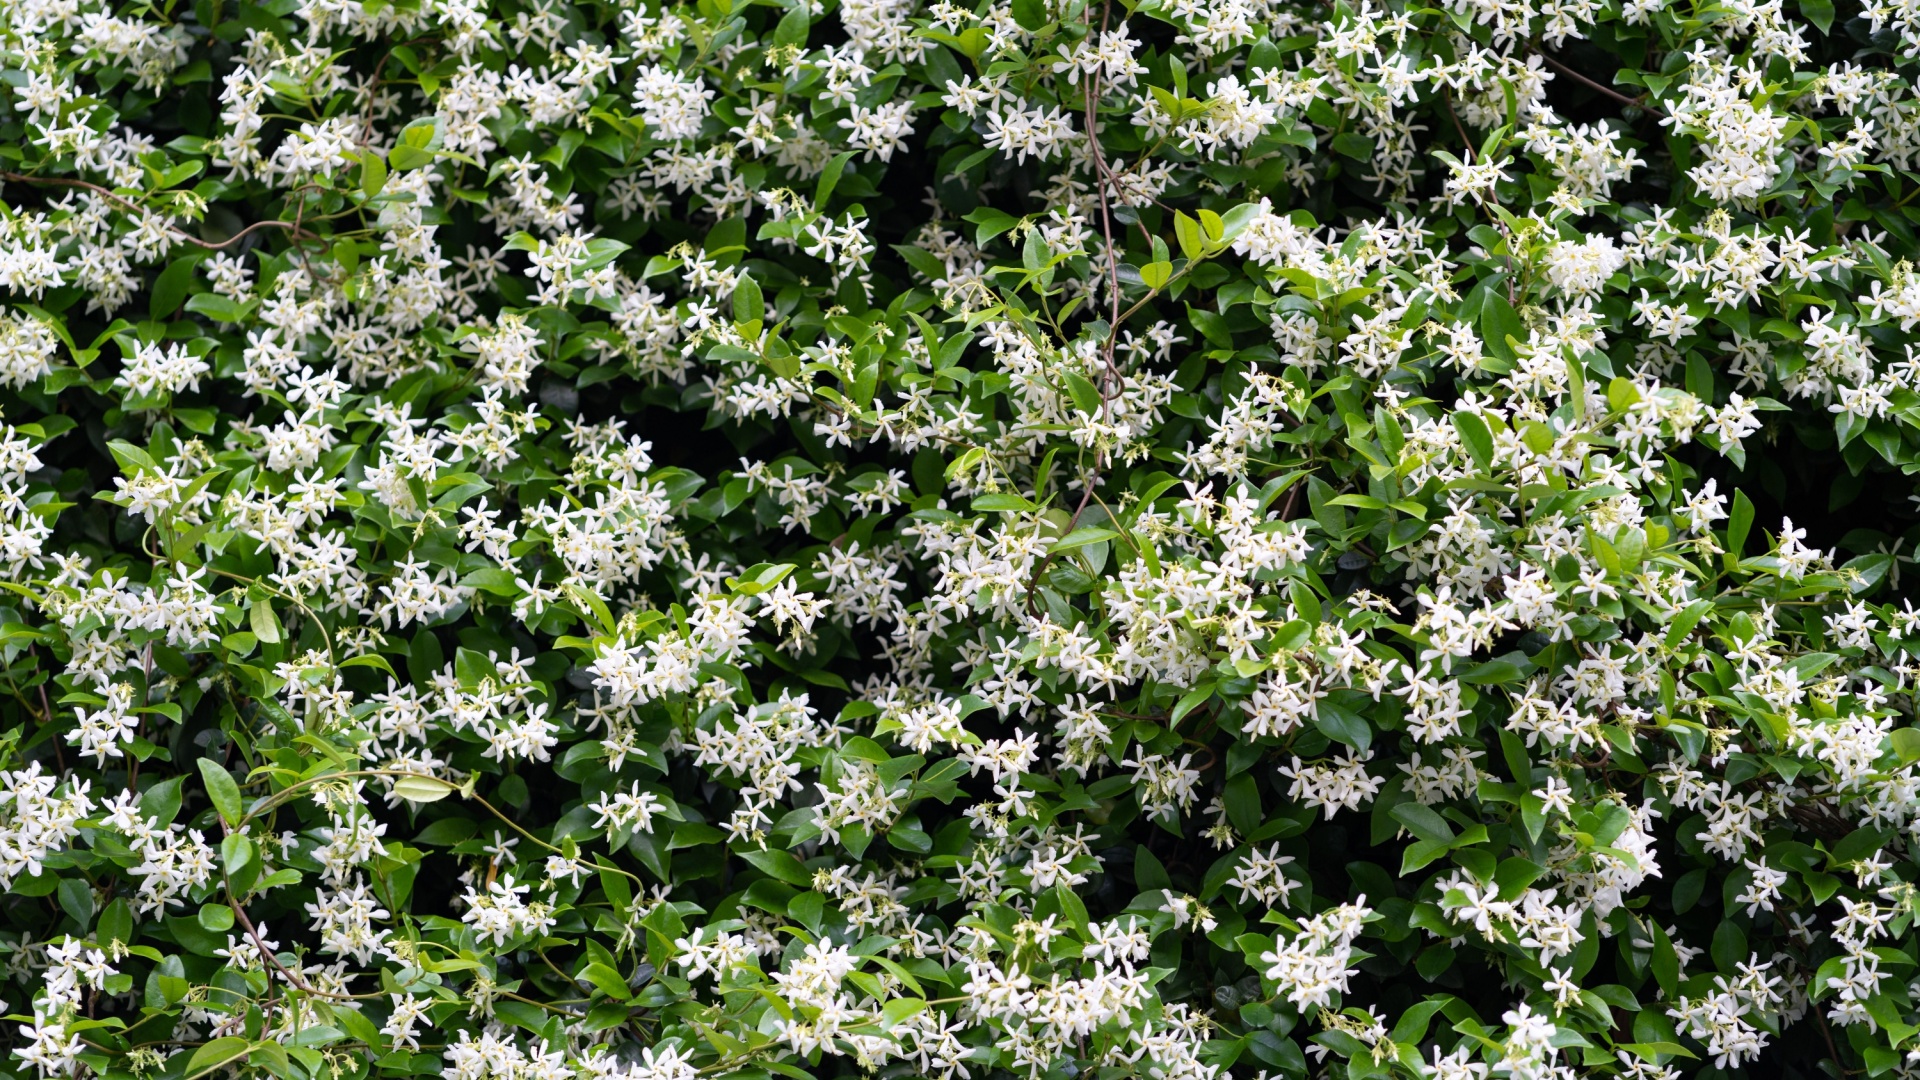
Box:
left=7, top=0, right=1920, bottom=1077
left=0, top=764, right=92, bottom=891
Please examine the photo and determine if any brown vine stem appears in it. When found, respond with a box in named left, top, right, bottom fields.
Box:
left=1530, top=49, right=1668, bottom=119
left=1083, top=0, right=1128, bottom=453
left=1441, top=88, right=1474, bottom=159
left=1812, top=1003, right=1860, bottom=1076
left=0, top=171, right=316, bottom=250
left=227, top=893, right=360, bottom=1002
left=1083, top=0, right=1125, bottom=386
left=1023, top=8, right=1127, bottom=621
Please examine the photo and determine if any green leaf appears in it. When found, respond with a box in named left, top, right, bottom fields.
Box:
left=567, top=585, right=618, bottom=635
left=197, top=902, right=234, bottom=932
left=973, top=493, right=1036, bottom=512
left=1479, top=292, right=1524, bottom=362
left=1331, top=131, right=1374, bottom=161
left=1664, top=599, right=1712, bottom=649
left=1134, top=845, right=1171, bottom=892
left=97, top=898, right=133, bottom=948
left=389, top=117, right=443, bottom=170
left=184, top=1038, right=254, bottom=1080
left=963, top=206, right=1021, bottom=247
left=359, top=149, right=389, bottom=196
left=1197, top=209, right=1224, bottom=244
left=1710, top=918, right=1747, bottom=973
left=1224, top=773, right=1261, bottom=835
left=772, top=2, right=812, bottom=46
left=1174, top=211, right=1205, bottom=262
left=393, top=775, right=456, bottom=803
left=733, top=274, right=764, bottom=326
left=455, top=646, right=496, bottom=686
left=1050, top=527, right=1118, bottom=552
left=340, top=653, right=397, bottom=678
left=1727, top=488, right=1755, bottom=558
left=151, top=256, right=200, bottom=321
left=740, top=847, right=812, bottom=885
left=57, top=877, right=94, bottom=927
left=1799, top=0, right=1834, bottom=32
left=1390, top=803, right=1454, bottom=845
left=1399, top=838, right=1452, bottom=874
left=1650, top=924, right=1678, bottom=998
left=221, top=833, right=255, bottom=878
left=880, top=996, right=928, bottom=1028
left=1313, top=703, right=1371, bottom=753
left=1170, top=682, right=1214, bottom=724
left=140, top=776, right=185, bottom=828
left=197, top=758, right=244, bottom=827
left=1451, top=411, right=1494, bottom=470
left=815, top=151, right=857, bottom=208
left=1893, top=728, right=1920, bottom=764
left=581, top=962, right=631, bottom=1000
left=1009, top=0, right=1050, bottom=29
left=1619, top=1043, right=1697, bottom=1063
left=184, top=292, right=254, bottom=323
left=107, top=439, right=156, bottom=474
left=1186, top=304, right=1232, bottom=347
left=459, top=567, right=519, bottom=596
left=249, top=599, right=281, bottom=644
left=1493, top=857, right=1545, bottom=900
left=1062, top=370, right=1102, bottom=415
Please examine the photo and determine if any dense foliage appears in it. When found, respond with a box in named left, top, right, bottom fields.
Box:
left=9, top=0, right=1920, bottom=1075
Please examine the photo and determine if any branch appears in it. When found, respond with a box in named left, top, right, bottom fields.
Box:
left=0, top=171, right=315, bottom=250
left=227, top=895, right=356, bottom=1001
left=1531, top=49, right=1667, bottom=119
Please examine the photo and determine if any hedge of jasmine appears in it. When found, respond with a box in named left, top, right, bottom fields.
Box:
left=7, top=0, right=1920, bottom=1076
